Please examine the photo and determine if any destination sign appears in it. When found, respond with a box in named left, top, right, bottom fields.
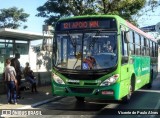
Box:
left=63, top=21, right=100, bottom=29
left=55, top=18, right=117, bottom=31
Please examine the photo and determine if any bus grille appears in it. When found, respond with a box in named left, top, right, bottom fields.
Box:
left=69, top=87, right=94, bottom=94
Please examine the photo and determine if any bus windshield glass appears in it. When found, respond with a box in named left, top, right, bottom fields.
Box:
left=54, top=31, right=118, bottom=70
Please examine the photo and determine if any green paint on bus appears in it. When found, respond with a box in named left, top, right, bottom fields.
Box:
left=51, top=15, right=158, bottom=102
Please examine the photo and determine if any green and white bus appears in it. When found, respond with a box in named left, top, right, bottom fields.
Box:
left=51, top=15, right=158, bottom=102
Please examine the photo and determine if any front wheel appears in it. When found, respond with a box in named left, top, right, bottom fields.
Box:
left=122, top=84, right=132, bottom=103
left=75, top=96, right=85, bottom=102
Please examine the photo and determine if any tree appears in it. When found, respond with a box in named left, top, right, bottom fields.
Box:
left=36, top=0, right=160, bottom=26
left=36, top=0, right=95, bottom=25
left=132, top=0, right=159, bottom=26
left=0, top=7, right=29, bottom=29
left=96, top=0, right=146, bottom=25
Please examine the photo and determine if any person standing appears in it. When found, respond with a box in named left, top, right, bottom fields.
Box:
left=11, top=53, right=22, bottom=99
left=4, top=59, right=17, bottom=104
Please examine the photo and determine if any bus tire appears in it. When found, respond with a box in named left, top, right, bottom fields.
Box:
left=122, top=84, right=132, bottom=103
left=75, top=96, right=85, bottom=102
left=122, top=76, right=135, bottom=103
left=146, top=70, right=153, bottom=89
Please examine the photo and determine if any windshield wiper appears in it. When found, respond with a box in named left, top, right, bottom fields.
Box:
left=67, top=32, right=76, bottom=48
left=67, top=32, right=80, bottom=69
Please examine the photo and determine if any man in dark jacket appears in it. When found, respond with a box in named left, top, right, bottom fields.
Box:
left=11, top=53, right=22, bottom=99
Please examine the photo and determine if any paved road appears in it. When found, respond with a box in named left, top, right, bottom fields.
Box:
left=31, top=77, right=160, bottom=118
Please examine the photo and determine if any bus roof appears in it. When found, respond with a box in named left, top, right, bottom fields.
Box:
left=58, top=15, right=119, bottom=21
left=126, top=21, right=156, bottom=42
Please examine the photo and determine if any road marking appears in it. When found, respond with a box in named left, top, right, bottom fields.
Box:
left=136, top=89, right=160, bottom=118
left=154, top=100, right=160, bottom=109
left=0, top=97, right=65, bottom=118
left=17, top=96, right=64, bottom=109
left=150, top=99, right=160, bottom=118
left=137, top=89, right=160, bottom=93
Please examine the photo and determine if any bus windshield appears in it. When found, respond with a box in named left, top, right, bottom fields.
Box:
left=54, top=31, right=118, bottom=70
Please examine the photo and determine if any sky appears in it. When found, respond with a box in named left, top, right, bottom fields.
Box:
left=137, top=4, right=160, bottom=39
left=137, top=5, right=160, bottom=28
left=0, top=0, right=47, bottom=33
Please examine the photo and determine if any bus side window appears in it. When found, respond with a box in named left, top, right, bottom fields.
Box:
left=141, top=36, right=145, bottom=56
left=121, top=31, right=128, bottom=64
left=129, top=31, right=135, bottom=55
left=155, top=43, right=158, bottom=57
left=150, top=41, right=152, bottom=57
left=134, top=32, right=140, bottom=55
left=145, top=38, right=149, bottom=56
left=152, top=42, right=155, bottom=57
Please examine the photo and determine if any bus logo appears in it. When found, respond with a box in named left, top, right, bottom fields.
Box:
left=142, top=67, right=149, bottom=71
left=67, top=80, right=80, bottom=83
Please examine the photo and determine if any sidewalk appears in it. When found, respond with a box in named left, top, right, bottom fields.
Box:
left=0, top=85, right=63, bottom=109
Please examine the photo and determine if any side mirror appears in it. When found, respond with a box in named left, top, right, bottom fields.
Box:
left=124, top=31, right=130, bottom=43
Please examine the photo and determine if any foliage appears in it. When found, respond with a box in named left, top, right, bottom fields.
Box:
left=36, top=0, right=148, bottom=26
left=148, top=0, right=159, bottom=12
left=0, top=7, right=29, bottom=29
left=133, top=0, right=159, bottom=27
left=96, top=0, right=147, bottom=25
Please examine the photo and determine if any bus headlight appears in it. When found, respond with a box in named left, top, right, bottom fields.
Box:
left=100, top=74, right=119, bottom=86
left=53, top=74, right=65, bottom=85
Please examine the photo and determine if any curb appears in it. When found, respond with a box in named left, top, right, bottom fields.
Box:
left=17, top=96, right=64, bottom=109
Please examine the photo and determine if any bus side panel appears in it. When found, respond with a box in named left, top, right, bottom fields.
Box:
left=140, top=56, right=150, bottom=88
left=119, top=63, right=131, bottom=99
left=133, top=56, right=150, bottom=90
left=118, top=78, right=130, bottom=99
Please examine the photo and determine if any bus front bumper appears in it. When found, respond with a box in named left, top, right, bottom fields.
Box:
left=51, top=82, right=120, bottom=100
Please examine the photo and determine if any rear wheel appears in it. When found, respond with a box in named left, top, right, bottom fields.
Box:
left=75, top=96, right=85, bottom=102
left=146, top=71, right=153, bottom=89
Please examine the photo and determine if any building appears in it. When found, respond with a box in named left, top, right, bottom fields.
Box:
left=0, top=28, right=53, bottom=93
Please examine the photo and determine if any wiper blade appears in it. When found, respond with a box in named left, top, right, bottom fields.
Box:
left=67, top=32, right=76, bottom=48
